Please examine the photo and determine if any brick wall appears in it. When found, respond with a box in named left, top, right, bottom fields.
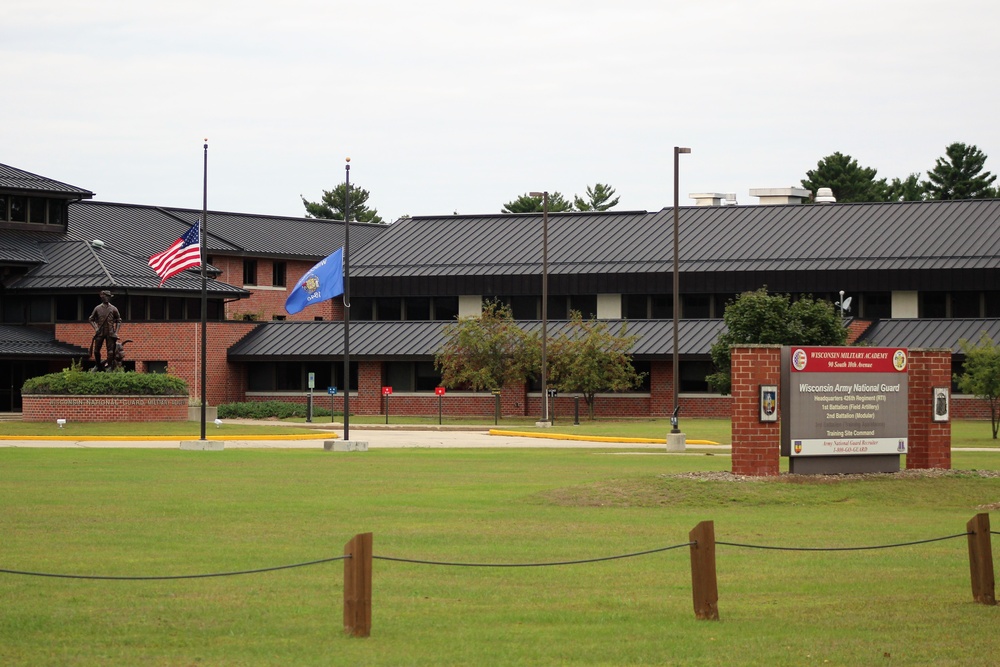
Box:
left=55, top=321, right=258, bottom=406
left=906, top=348, right=952, bottom=470
left=211, top=256, right=344, bottom=322
left=950, top=395, right=993, bottom=420
left=23, top=394, right=188, bottom=422
left=730, top=345, right=782, bottom=476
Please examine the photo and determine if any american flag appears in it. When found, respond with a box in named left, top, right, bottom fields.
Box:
left=148, top=220, right=201, bottom=286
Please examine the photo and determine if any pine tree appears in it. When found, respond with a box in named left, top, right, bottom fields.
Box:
left=801, top=152, right=886, bottom=202
left=501, top=192, right=573, bottom=213
left=301, top=183, right=384, bottom=223
left=573, top=183, right=620, bottom=211
left=923, top=142, right=997, bottom=200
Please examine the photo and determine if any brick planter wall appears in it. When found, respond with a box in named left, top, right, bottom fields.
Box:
left=730, top=345, right=782, bottom=477
left=23, top=394, right=189, bottom=422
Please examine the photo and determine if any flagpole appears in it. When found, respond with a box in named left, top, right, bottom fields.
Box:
left=200, top=140, right=209, bottom=441
left=343, top=158, right=351, bottom=441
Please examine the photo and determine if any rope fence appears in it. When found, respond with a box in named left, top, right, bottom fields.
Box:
left=3, top=514, right=995, bottom=637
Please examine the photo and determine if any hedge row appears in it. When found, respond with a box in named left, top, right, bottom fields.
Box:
left=217, top=401, right=333, bottom=420
left=22, top=370, right=189, bottom=396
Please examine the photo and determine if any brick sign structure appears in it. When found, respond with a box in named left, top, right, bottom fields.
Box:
left=731, top=345, right=951, bottom=476
left=22, top=394, right=189, bottom=422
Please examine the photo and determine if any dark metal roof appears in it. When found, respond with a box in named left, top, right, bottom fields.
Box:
left=172, top=207, right=387, bottom=259
left=66, top=202, right=242, bottom=258
left=0, top=324, right=88, bottom=358
left=7, top=239, right=248, bottom=296
left=349, top=200, right=1000, bottom=293
left=0, top=230, right=51, bottom=264
left=66, top=201, right=387, bottom=261
left=351, top=210, right=660, bottom=278
left=0, top=163, right=94, bottom=198
left=227, top=319, right=727, bottom=360
left=856, top=318, right=1000, bottom=352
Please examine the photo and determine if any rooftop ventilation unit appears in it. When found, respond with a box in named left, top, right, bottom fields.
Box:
left=815, top=187, right=837, bottom=203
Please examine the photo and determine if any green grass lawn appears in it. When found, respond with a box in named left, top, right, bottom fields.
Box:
left=2, top=446, right=998, bottom=666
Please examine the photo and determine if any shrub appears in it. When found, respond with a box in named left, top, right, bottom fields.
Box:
left=217, top=401, right=332, bottom=420
left=22, top=369, right=188, bottom=396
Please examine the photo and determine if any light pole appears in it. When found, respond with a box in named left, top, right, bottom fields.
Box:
left=671, top=147, right=690, bottom=443
left=529, top=191, right=551, bottom=427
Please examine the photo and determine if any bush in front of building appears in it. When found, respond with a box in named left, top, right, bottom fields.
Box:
left=22, top=368, right=189, bottom=396
left=217, top=401, right=332, bottom=420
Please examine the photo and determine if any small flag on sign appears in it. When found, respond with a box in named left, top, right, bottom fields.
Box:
left=285, top=247, right=344, bottom=315
left=149, top=221, right=201, bottom=286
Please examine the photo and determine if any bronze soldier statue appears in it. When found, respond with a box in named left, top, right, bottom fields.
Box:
left=89, top=290, right=122, bottom=370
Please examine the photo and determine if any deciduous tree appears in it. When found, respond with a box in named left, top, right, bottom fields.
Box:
left=548, top=312, right=644, bottom=419
left=956, top=332, right=1000, bottom=439
left=435, top=300, right=538, bottom=392
left=706, top=288, right=847, bottom=394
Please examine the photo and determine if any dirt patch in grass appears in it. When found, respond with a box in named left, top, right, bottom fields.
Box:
left=540, top=468, right=1000, bottom=509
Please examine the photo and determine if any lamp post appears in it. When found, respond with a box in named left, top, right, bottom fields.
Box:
left=529, top=191, right=551, bottom=427
left=670, top=147, right=690, bottom=447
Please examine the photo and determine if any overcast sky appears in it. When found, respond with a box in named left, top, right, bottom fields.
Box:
left=5, top=1, right=998, bottom=222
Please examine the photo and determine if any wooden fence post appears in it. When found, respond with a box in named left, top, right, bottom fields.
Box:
left=966, top=514, right=996, bottom=605
left=689, top=520, right=720, bottom=620
left=344, top=532, right=373, bottom=637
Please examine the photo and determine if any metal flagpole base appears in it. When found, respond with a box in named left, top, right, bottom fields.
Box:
left=180, top=440, right=225, bottom=451
left=666, top=432, right=686, bottom=452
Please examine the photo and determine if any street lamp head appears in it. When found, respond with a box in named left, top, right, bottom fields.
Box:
left=676, top=147, right=691, bottom=154
left=528, top=191, right=547, bottom=197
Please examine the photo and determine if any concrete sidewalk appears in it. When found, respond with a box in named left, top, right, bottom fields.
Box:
left=0, top=425, right=731, bottom=451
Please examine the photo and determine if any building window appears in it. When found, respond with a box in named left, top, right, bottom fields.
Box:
left=433, top=297, right=459, bottom=321
left=127, top=295, right=147, bottom=321
left=384, top=361, right=442, bottom=392
left=28, top=298, right=52, bottom=323
left=167, top=297, right=185, bottom=319
left=376, top=297, right=402, bottom=321
left=951, top=292, right=981, bottom=318
left=569, top=295, right=597, bottom=319
left=55, top=295, right=79, bottom=321
left=406, top=297, right=431, bottom=320
left=28, top=198, right=46, bottom=224
left=679, top=360, right=713, bottom=392
left=148, top=297, right=166, bottom=320
left=623, top=294, right=649, bottom=319
left=920, top=293, right=948, bottom=319
left=3, top=297, right=24, bottom=324
left=147, top=361, right=169, bottom=374
left=243, top=259, right=258, bottom=286
left=9, top=196, right=27, bottom=223
left=683, top=295, right=711, bottom=319
left=861, top=292, right=891, bottom=319
left=352, top=298, right=374, bottom=320
left=986, top=292, right=1000, bottom=317
left=273, top=261, right=287, bottom=287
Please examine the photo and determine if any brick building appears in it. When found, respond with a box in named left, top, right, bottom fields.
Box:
left=2, top=163, right=999, bottom=419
